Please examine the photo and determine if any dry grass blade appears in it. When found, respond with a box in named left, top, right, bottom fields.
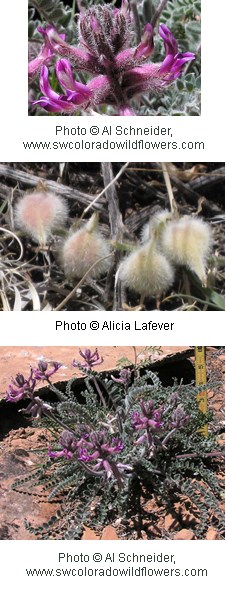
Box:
left=82, top=162, right=130, bottom=217
left=26, top=276, right=41, bottom=311
left=12, top=285, right=22, bottom=311
left=0, top=290, right=11, bottom=311
left=0, top=227, right=24, bottom=261
left=54, top=253, right=113, bottom=311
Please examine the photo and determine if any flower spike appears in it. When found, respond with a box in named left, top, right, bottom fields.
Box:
left=29, top=1, right=196, bottom=115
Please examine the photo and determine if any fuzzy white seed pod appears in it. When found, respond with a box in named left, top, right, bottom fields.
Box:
left=141, top=209, right=173, bottom=243
left=118, top=240, right=175, bottom=299
left=62, top=213, right=111, bottom=279
left=14, top=191, right=68, bottom=246
left=160, top=216, right=212, bottom=286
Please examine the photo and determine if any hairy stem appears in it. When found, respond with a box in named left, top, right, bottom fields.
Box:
left=152, top=0, right=169, bottom=28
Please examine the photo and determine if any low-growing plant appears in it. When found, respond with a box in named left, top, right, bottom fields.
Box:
left=6, top=348, right=224, bottom=539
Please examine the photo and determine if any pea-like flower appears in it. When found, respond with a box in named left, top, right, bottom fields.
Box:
left=22, top=396, right=53, bottom=419
left=111, top=368, right=132, bottom=388
left=28, top=26, right=66, bottom=77
left=77, top=431, right=128, bottom=485
left=48, top=430, right=79, bottom=460
left=72, top=348, right=103, bottom=370
left=131, top=399, right=164, bottom=449
left=30, top=2, right=195, bottom=116
left=6, top=371, right=36, bottom=402
left=33, top=360, right=62, bottom=382
left=132, top=400, right=164, bottom=431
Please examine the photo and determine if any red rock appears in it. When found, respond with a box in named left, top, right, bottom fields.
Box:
left=164, top=514, right=177, bottom=530
left=206, top=528, right=218, bottom=540
left=0, top=346, right=193, bottom=400
left=82, top=526, right=100, bottom=540
left=207, top=390, right=214, bottom=399
left=173, top=529, right=195, bottom=540
left=101, top=525, right=119, bottom=540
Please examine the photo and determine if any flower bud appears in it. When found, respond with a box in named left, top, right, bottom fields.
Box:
left=14, top=191, right=68, bottom=247
left=160, top=216, right=212, bottom=286
left=118, top=239, right=175, bottom=300
left=61, top=213, right=111, bottom=279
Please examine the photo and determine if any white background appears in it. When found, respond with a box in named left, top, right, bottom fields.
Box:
left=0, top=0, right=225, bottom=587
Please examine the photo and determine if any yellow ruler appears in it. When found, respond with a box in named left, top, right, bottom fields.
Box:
left=195, top=346, right=208, bottom=436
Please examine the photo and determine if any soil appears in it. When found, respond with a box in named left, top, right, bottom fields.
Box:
left=0, top=162, right=224, bottom=311
left=0, top=346, right=224, bottom=541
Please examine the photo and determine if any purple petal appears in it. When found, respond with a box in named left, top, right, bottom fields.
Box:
left=135, top=24, right=154, bottom=59
left=40, top=65, right=61, bottom=101
left=56, top=59, right=92, bottom=99
left=159, top=24, right=178, bottom=55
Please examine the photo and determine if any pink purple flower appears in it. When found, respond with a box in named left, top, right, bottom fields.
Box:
left=48, top=430, right=80, bottom=460
left=28, top=26, right=66, bottom=77
left=77, top=431, right=126, bottom=484
left=72, top=348, right=103, bottom=370
left=111, top=368, right=132, bottom=388
left=6, top=370, right=36, bottom=402
left=30, top=2, right=195, bottom=115
left=33, top=360, right=62, bottom=382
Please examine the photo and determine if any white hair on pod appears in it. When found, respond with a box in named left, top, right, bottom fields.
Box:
left=61, top=213, right=111, bottom=279
left=15, top=191, right=68, bottom=246
left=118, top=239, right=175, bottom=299
left=160, top=216, right=212, bottom=286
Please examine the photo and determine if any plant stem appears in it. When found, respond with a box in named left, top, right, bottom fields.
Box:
left=92, top=376, right=107, bottom=408
left=161, top=162, right=178, bottom=215
left=152, top=0, right=169, bottom=28
left=162, top=428, right=177, bottom=446
left=131, top=1, right=142, bottom=43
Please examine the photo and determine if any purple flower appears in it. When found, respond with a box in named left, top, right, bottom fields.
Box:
left=72, top=348, right=103, bottom=370
left=21, top=396, right=52, bottom=419
left=6, top=370, right=36, bottom=402
left=132, top=400, right=164, bottom=431
left=48, top=447, right=73, bottom=460
left=170, top=405, right=188, bottom=429
left=77, top=430, right=127, bottom=485
left=33, top=360, right=62, bottom=382
left=131, top=399, right=164, bottom=450
left=28, top=26, right=65, bottom=77
left=29, top=2, right=195, bottom=115
left=111, top=368, right=132, bottom=388
left=48, top=430, right=79, bottom=460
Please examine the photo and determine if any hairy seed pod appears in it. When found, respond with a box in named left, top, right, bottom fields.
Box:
left=160, top=216, right=212, bottom=286
left=14, top=191, right=68, bottom=246
left=141, top=209, right=173, bottom=243
left=118, top=239, right=175, bottom=299
left=62, top=213, right=111, bottom=279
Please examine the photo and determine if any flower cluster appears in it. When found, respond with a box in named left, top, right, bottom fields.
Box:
left=6, top=360, right=61, bottom=418
left=132, top=399, right=164, bottom=448
left=49, top=428, right=131, bottom=485
left=29, top=1, right=195, bottom=115
left=72, top=348, right=103, bottom=370
left=111, top=367, right=132, bottom=389
left=6, top=370, right=36, bottom=403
